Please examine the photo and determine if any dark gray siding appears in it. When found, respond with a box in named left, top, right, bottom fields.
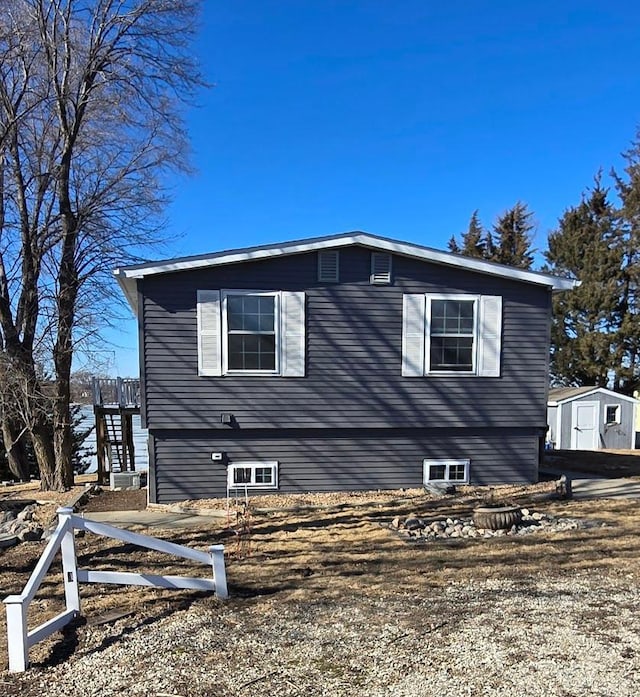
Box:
left=151, top=427, right=539, bottom=502
left=140, top=246, right=553, bottom=502
left=141, top=247, right=552, bottom=430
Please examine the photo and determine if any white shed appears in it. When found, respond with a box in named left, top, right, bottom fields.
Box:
left=547, top=387, right=638, bottom=450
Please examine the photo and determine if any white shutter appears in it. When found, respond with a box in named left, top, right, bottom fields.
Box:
left=478, top=295, right=502, bottom=377
left=197, top=290, right=222, bottom=376
left=402, top=294, right=426, bottom=376
left=281, top=291, right=306, bottom=377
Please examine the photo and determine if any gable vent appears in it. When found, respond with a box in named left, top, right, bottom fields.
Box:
left=318, top=250, right=339, bottom=282
left=370, top=252, right=392, bottom=285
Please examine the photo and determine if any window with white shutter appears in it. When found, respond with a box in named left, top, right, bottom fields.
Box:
left=402, top=293, right=502, bottom=377
left=197, top=290, right=306, bottom=377
left=197, top=290, right=222, bottom=376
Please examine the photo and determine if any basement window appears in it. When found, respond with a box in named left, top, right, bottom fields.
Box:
left=423, top=459, right=470, bottom=485
left=605, top=405, right=621, bottom=425
left=227, top=461, right=279, bottom=490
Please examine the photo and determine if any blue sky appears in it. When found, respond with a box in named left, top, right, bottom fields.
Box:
left=105, top=0, right=640, bottom=376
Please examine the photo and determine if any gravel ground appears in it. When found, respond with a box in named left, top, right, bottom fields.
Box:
left=3, top=573, right=639, bottom=697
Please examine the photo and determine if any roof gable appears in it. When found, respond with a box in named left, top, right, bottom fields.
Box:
left=548, top=386, right=639, bottom=405
left=115, top=231, right=578, bottom=310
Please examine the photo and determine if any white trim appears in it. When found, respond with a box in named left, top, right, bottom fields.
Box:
left=423, top=458, right=470, bottom=484
left=221, top=290, right=280, bottom=376
left=555, top=403, right=563, bottom=449
left=115, top=232, right=578, bottom=314
left=227, top=461, right=279, bottom=490
left=425, top=294, right=478, bottom=375
left=604, top=403, right=621, bottom=425
left=548, top=387, right=639, bottom=406
left=570, top=401, right=600, bottom=450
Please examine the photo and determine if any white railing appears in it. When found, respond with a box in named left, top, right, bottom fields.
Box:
left=3, top=507, right=227, bottom=672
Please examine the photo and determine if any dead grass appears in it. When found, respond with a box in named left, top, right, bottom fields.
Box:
left=544, top=448, right=640, bottom=476
left=3, top=483, right=640, bottom=676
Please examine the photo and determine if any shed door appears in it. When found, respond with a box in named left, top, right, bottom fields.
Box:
left=571, top=401, right=599, bottom=450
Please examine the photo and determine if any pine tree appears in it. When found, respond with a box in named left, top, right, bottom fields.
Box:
left=544, top=179, right=624, bottom=387
left=490, top=202, right=535, bottom=269
left=447, top=235, right=460, bottom=254
left=448, top=211, right=490, bottom=258
left=612, top=130, right=640, bottom=393
left=448, top=206, right=535, bottom=269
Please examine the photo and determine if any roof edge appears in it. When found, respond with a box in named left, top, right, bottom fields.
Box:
left=548, top=386, right=639, bottom=405
left=114, top=232, right=578, bottom=293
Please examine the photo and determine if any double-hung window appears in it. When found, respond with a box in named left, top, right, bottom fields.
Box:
left=197, top=289, right=306, bottom=377
left=402, top=293, right=502, bottom=377
left=225, top=292, right=278, bottom=373
left=428, top=297, right=476, bottom=372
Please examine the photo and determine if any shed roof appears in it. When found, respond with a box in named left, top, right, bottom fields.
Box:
left=548, top=386, right=639, bottom=405
left=114, top=231, right=578, bottom=312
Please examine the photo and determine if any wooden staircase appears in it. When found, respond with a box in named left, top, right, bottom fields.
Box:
left=92, top=378, right=140, bottom=485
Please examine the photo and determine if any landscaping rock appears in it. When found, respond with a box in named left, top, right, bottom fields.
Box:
left=18, top=526, right=44, bottom=542
left=390, top=508, right=591, bottom=544
left=0, top=532, right=19, bottom=549
left=404, top=516, right=424, bottom=531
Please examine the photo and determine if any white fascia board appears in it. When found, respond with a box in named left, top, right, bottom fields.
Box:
left=114, top=231, right=578, bottom=303
left=114, top=269, right=139, bottom=315
left=550, top=387, right=639, bottom=405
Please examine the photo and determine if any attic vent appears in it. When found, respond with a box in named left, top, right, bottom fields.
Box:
left=370, top=252, right=392, bottom=285
left=318, top=250, right=339, bottom=282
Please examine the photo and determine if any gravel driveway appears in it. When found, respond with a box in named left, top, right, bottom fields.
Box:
left=5, top=574, right=639, bottom=697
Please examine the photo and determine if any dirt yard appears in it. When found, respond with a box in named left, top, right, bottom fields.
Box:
left=2, top=477, right=640, bottom=695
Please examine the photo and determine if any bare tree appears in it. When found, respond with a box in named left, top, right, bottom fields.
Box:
left=0, top=0, right=203, bottom=489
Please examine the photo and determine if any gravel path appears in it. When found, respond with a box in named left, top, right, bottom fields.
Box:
left=5, top=573, right=639, bottom=697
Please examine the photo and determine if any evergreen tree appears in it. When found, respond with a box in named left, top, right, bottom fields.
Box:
left=459, top=210, right=488, bottom=258
left=490, top=202, right=535, bottom=269
left=612, top=130, right=640, bottom=393
left=447, top=235, right=460, bottom=254
left=448, top=205, right=535, bottom=269
left=544, top=179, right=624, bottom=387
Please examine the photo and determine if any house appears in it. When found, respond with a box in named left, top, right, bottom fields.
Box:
left=547, top=386, right=638, bottom=451
left=114, top=232, right=576, bottom=504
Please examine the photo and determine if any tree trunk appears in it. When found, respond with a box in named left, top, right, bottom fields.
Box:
left=53, top=370, right=74, bottom=489
left=32, top=419, right=58, bottom=490
left=1, top=415, right=30, bottom=481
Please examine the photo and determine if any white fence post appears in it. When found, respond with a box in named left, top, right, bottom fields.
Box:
left=5, top=597, right=28, bottom=672
left=58, top=508, right=80, bottom=613
left=5, top=511, right=228, bottom=672
left=210, top=545, right=228, bottom=599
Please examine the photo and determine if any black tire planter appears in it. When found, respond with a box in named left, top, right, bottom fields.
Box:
left=472, top=505, right=522, bottom=531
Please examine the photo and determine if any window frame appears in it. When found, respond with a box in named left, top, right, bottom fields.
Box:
left=605, top=404, right=621, bottom=425
left=423, top=458, right=470, bottom=485
left=426, top=294, right=479, bottom=375
left=221, top=290, right=281, bottom=376
left=227, top=461, right=279, bottom=490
